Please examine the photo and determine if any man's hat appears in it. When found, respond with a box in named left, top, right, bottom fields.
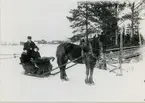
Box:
left=27, top=36, right=32, bottom=39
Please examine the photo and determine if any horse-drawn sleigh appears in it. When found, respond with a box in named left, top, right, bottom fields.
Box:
left=20, top=35, right=106, bottom=85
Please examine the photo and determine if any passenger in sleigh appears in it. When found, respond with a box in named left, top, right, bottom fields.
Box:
left=19, top=50, right=37, bottom=74
left=31, top=48, right=55, bottom=64
left=30, top=48, right=55, bottom=74
left=20, top=47, right=55, bottom=66
left=19, top=49, right=39, bottom=68
left=20, top=50, right=31, bottom=64
left=20, top=36, right=55, bottom=75
left=20, top=48, right=55, bottom=75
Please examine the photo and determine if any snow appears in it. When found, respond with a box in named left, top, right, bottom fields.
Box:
left=0, top=44, right=145, bottom=102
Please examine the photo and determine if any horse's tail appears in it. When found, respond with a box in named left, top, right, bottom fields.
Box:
left=56, top=43, right=66, bottom=58
left=56, top=43, right=70, bottom=66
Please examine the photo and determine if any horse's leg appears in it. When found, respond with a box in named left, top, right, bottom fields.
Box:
left=62, top=55, right=69, bottom=81
left=57, top=55, right=64, bottom=80
left=60, top=64, right=69, bottom=81
left=85, top=60, right=90, bottom=84
left=59, top=66, right=66, bottom=81
left=88, top=67, right=95, bottom=85
left=88, top=60, right=96, bottom=85
left=85, top=67, right=89, bottom=84
left=57, top=55, right=69, bottom=81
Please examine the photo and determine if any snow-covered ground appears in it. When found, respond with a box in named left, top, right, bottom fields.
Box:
left=0, top=44, right=145, bottom=102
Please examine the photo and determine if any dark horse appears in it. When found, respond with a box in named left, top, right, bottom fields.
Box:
left=56, top=35, right=106, bottom=85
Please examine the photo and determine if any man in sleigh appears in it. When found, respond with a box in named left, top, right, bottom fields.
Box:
left=20, top=36, right=55, bottom=75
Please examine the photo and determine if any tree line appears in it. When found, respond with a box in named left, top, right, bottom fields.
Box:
left=67, top=1, right=145, bottom=48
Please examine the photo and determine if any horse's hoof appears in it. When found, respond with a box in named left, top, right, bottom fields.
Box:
left=61, top=79, right=65, bottom=81
left=85, top=82, right=94, bottom=86
left=64, top=77, right=69, bottom=81
left=61, top=79, right=69, bottom=81
left=61, top=77, right=69, bottom=81
left=88, top=79, right=95, bottom=85
left=87, top=82, right=95, bottom=86
left=85, top=78, right=89, bottom=84
left=90, top=81, right=95, bottom=85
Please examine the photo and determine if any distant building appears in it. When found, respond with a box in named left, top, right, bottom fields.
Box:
left=34, top=40, right=39, bottom=45
left=41, top=39, right=47, bottom=44
left=34, top=40, right=47, bottom=44
left=48, top=40, right=63, bottom=44
left=20, top=42, right=25, bottom=45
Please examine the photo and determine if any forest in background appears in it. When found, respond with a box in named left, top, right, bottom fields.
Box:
left=67, top=1, right=145, bottom=49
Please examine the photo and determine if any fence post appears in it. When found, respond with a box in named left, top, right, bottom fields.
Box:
left=103, top=52, right=107, bottom=70
left=99, top=41, right=107, bottom=70
left=117, top=26, right=124, bottom=76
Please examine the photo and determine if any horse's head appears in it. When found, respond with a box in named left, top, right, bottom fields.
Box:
left=98, top=34, right=107, bottom=53
left=90, top=35, right=106, bottom=57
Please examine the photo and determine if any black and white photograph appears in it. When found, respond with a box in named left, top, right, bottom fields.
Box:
left=0, top=0, right=145, bottom=102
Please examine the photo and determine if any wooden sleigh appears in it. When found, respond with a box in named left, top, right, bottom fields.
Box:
left=20, top=57, right=54, bottom=77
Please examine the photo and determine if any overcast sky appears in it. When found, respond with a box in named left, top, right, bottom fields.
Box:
left=1, top=0, right=78, bottom=43
left=1, top=0, right=145, bottom=43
